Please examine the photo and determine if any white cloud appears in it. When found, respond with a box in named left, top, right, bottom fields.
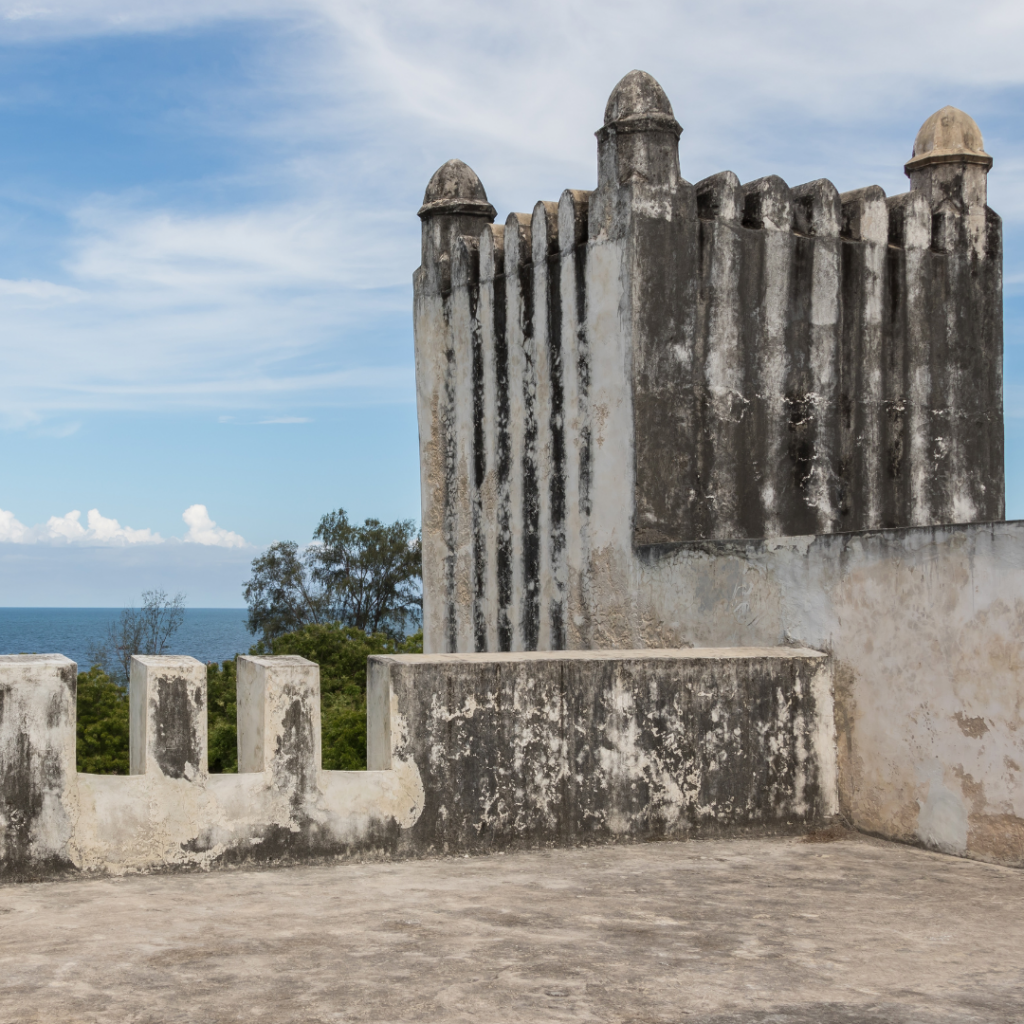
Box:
left=46, top=509, right=162, bottom=545
left=0, top=507, right=162, bottom=545
left=0, top=508, right=31, bottom=543
left=182, top=504, right=247, bottom=548
left=0, top=195, right=415, bottom=426
left=0, top=278, right=84, bottom=302
left=0, top=504, right=250, bottom=546
left=260, top=416, right=310, bottom=424
left=0, top=0, right=1022, bottom=431
left=0, top=0, right=293, bottom=37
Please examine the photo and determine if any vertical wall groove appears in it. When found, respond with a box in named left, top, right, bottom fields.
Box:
left=532, top=201, right=566, bottom=651
left=451, top=237, right=479, bottom=652
left=480, top=225, right=506, bottom=651
left=839, top=186, right=888, bottom=531
left=505, top=213, right=534, bottom=650
left=559, top=190, right=593, bottom=650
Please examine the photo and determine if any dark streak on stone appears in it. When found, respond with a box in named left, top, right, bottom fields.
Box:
left=519, top=253, right=540, bottom=651
left=493, top=270, right=513, bottom=653
left=547, top=247, right=566, bottom=651
left=154, top=675, right=200, bottom=779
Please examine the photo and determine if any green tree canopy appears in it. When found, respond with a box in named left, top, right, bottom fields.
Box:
left=311, top=510, right=422, bottom=636
left=244, top=509, right=421, bottom=646
left=243, top=541, right=331, bottom=644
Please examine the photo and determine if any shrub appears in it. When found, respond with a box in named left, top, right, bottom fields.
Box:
left=76, top=666, right=130, bottom=775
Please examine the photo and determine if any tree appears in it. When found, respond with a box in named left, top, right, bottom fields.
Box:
left=207, top=659, right=239, bottom=774
left=243, top=510, right=421, bottom=646
left=90, top=589, right=186, bottom=684
left=311, top=510, right=422, bottom=636
left=243, top=541, right=331, bottom=644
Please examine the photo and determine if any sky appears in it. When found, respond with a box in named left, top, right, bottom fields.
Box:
left=0, top=0, right=1022, bottom=606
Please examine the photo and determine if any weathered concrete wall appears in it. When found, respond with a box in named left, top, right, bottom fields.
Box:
left=2, top=647, right=834, bottom=878
left=410, top=70, right=1019, bottom=870
left=1, top=654, right=421, bottom=880
left=609, top=522, right=1023, bottom=868
left=369, top=648, right=837, bottom=854
left=413, top=72, right=1004, bottom=655
left=0, top=655, right=78, bottom=878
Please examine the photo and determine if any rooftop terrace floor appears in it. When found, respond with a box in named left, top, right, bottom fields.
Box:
left=1, top=833, right=1021, bottom=1023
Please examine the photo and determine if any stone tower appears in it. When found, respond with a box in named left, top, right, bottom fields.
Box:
left=413, top=71, right=1003, bottom=655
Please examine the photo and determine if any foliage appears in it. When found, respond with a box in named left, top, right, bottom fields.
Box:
left=76, top=666, right=130, bottom=775
left=243, top=510, right=421, bottom=646
left=207, top=659, right=239, bottom=774
left=311, top=510, right=422, bottom=637
left=90, top=589, right=186, bottom=684
left=243, top=541, right=332, bottom=646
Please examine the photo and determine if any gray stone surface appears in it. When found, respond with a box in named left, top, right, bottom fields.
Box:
left=0, top=834, right=1021, bottom=1023
left=0, top=655, right=77, bottom=879
left=372, top=648, right=837, bottom=854
left=129, top=656, right=207, bottom=781
left=5, top=648, right=835, bottom=879
left=1, top=655, right=420, bottom=879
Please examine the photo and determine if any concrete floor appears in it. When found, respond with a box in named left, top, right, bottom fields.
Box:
left=0, top=834, right=1021, bottom=1024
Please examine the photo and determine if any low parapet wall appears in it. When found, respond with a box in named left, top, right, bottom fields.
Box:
left=0, top=654, right=420, bottom=880
left=369, top=648, right=837, bottom=853
left=1, top=648, right=835, bottom=879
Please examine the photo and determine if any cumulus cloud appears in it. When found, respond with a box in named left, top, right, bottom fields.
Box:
left=0, top=508, right=31, bottom=543
left=0, top=507, right=162, bottom=545
left=182, top=504, right=247, bottom=548
left=0, top=505, right=248, bottom=546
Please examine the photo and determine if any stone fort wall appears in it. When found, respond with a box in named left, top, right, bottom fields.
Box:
left=413, top=72, right=1022, bottom=868
left=2, top=72, right=1019, bottom=879
left=0, top=648, right=836, bottom=878
left=414, top=72, right=1003, bottom=656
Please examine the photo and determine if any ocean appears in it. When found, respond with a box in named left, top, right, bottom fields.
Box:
left=0, top=607, right=254, bottom=671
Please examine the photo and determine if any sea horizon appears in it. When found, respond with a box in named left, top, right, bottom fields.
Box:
left=0, top=607, right=254, bottom=672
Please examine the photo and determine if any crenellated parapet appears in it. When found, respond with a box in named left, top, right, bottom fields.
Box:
left=1, top=646, right=840, bottom=878
left=414, top=70, right=1004, bottom=655
left=0, top=653, right=424, bottom=879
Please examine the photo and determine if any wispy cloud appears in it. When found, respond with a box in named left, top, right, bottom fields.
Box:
left=259, top=416, right=310, bottom=424
left=0, top=0, right=1021, bottom=433
left=0, top=278, right=84, bottom=302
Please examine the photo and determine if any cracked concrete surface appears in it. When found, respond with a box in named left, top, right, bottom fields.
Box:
left=0, top=834, right=1022, bottom=1023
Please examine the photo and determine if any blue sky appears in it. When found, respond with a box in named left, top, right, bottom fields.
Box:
left=1, top=0, right=1022, bottom=605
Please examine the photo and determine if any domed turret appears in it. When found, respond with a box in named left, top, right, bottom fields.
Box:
left=595, top=71, right=681, bottom=192
left=904, top=106, right=992, bottom=229
left=416, top=159, right=496, bottom=280
left=602, top=70, right=680, bottom=135
left=905, top=106, right=992, bottom=173
left=418, top=159, right=497, bottom=220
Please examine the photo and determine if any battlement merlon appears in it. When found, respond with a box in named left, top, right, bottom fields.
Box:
left=413, top=70, right=1002, bottom=655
